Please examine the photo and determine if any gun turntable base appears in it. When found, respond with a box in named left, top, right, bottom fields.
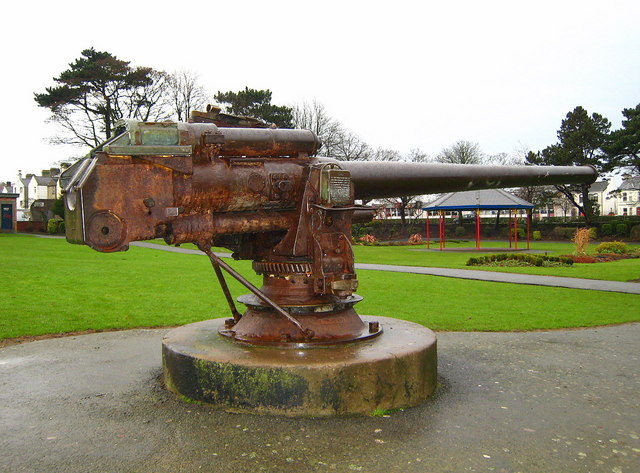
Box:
left=162, top=316, right=437, bottom=416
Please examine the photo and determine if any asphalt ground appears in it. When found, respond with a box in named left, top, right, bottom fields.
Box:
left=1, top=324, right=638, bottom=473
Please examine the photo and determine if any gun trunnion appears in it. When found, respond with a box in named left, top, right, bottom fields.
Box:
left=62, top=120, right=596, bottom=346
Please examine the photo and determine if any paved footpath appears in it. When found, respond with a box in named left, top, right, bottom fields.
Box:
left=1, top=324, right=638, bottom=473
left=129, top=241, right=640, bottom=295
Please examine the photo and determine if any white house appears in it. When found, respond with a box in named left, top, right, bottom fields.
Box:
left=15, top=169, right=62, bottom=221
left=612, top=175, right=640, bottom=216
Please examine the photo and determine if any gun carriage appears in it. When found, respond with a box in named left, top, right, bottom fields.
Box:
left=62, top=113, right=596, bottom=415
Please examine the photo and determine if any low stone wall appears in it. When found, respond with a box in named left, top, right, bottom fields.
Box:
left=17, top=221, right=46, bottom=233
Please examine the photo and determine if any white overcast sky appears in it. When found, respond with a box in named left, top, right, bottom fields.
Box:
left=1, top=0, right=638, bottom=181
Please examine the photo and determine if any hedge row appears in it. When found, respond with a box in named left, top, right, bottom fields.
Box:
left=466, top=253, right=574, bottom=267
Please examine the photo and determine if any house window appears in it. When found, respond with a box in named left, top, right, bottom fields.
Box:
left=622, top=208, right=628, bottom=216
left=622, top=193, right=627, bottom=202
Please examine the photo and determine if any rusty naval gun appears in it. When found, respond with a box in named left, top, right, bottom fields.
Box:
left=62, top=112, right=596, bottom=415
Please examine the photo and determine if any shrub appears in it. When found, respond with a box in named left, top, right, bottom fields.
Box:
left=601, top=223, right=613, bottom=236
left=631, top=224, right=640, bottom=241
left=573, top=228, right=591, bottom=255
left=454, top=226, right=466, bottom=237
left=408, top=233, right=423, bottom=243
left=47, top=218, right=64, bottom=233
left=360, top=234, right=377, bottom=244
left=616, top=223, right=629, bottom=236
left=510, top=228, right=525, bottom=239
left=588, top=227, right=597, bottom=239
left=594, top=241, right=628, bottom=255
left=532, top=230, right=542, bottom=241
left=466, top=253, right=573, bottom=267
left=553, top=227, right=575, bottom=239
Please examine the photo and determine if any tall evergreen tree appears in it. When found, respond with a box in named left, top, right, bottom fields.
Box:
left=214, top=87, right=293, bottom=128
left=527, top=106, right=611, bottom=223
left=35, top=48, right=159, bottom=147
left=607, top=103, right=640, bottom=174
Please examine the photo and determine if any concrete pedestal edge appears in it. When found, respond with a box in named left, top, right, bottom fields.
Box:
left=162, top=316, right=437, bottom=416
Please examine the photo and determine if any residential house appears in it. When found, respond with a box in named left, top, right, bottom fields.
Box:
left=0, top=181, right=15, bottom=194
left=612, top=175, right=640, bottom=217
left=15, top=168, right=62, bottom=221
left=574, top=180, right=616, bottom=216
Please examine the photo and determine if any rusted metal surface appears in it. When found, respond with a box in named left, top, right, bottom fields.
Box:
left=62, top=116, right=597, bottom=345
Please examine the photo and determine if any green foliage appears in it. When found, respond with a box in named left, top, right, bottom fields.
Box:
left=532, top=230, right=542, bottom=241
left=34, top=48, right=159, bottom=147
left=606, top=103, right=640, bottom=174
left=631, top=224, right=640, bottom=241
left=601, top=223, right=613, bottom=235
left=553, top=227, right=575, bottom=239
left=466, top=253, right=573, bottom=267
left=52, top=196, right=65, bottom=219
left=47, top=218, right=64, bottom=234
left=370, top=408, right=401, bottom=417
left=594, top=241, right=628, bottom=254
left=47, top=219, right=57, bottom=234
left=616, top=223, right=629, bottom=236
left=454, top=226, right=466, bottom=237
left=527, top=106, right=612, bottom=223
left=510, top=227, right=526, bottom=239
left=214, top=87, right=293, bottom=128
left=588, top=227, right=597, bottom=239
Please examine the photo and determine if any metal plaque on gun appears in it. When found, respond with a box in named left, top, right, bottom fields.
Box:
left=320, top=168, right=352, bottom=206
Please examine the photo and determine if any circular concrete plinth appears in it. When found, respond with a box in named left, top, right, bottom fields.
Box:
left=162, top=316, right=437, bottom=416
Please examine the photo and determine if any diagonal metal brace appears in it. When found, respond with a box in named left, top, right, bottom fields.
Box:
left=198, top=244, right=313, bottom=340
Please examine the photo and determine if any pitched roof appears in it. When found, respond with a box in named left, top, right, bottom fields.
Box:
left=588, top=180, right=609, bottom=193
left=617, top=176, right=640, bottom=191
left=423, top=188, right=534, bottom=210
left=34, top=176, right=56, bottom=186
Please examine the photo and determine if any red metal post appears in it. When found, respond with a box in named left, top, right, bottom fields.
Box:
left=476, top=209, right=481, bottom=249
left=514, top=209, right=519, bottom=249
left=526, top=209, right=531, bottom=249
left=508, top=210, right=512, bottom=248
left=438, top=210, right=444, bottom=250
left=426, top=212, right=430, bottom=249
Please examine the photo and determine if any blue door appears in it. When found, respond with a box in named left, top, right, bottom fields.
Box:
left=1, top=203, right=12, bottom=230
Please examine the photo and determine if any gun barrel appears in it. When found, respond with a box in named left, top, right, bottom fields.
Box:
left=336, top=161, right=597, bottom=200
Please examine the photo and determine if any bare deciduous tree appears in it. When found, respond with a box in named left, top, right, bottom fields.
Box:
left=436, top=140, right=484, bottom=164
left=328, top=129, right=372, bottom=161
left=292, top=100, right=343, bottom=155
left=383, top=148, right=430, bottom=229
left=167, top=70, right=209, bottom=122
left=119, top=69, right=173, bottom=122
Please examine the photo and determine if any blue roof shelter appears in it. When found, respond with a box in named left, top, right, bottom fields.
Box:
left=423, top=189, right=534, bottom=250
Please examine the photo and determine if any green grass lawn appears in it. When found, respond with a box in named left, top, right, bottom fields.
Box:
left=0, top=234, right=638, bottom=340
left=353, top=241, right=640, bottom=282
